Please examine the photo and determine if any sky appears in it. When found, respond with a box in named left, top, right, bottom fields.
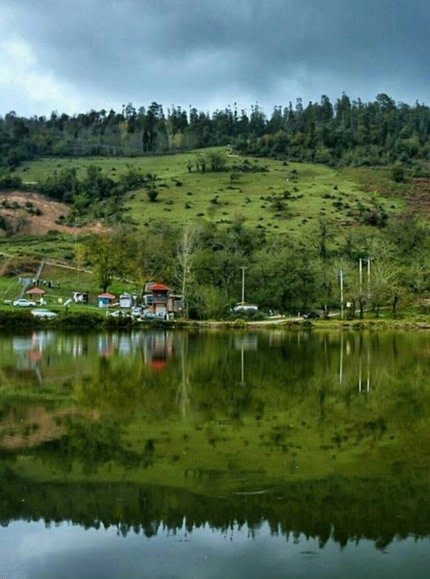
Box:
left=0, top=0, right=429, bottom=117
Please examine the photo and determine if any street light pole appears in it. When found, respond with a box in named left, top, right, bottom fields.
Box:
left=359, top=258, right=363, bottom=296
left=240, top=266, right=247, bottom=304
left=367, top=257, right=371, bottom=300
left=340, top=269, right=344, bottom=320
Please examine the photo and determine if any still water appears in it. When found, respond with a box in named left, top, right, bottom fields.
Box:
left=0, top=329, right=429, bottom=578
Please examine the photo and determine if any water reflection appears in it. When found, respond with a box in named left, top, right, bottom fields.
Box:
left=3, top=520, right=428, bottom=579
left=338, top=332, right=372, bottom=391
left=0, top=329, right=430, bottom=558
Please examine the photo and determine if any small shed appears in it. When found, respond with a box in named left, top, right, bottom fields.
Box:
left=97, top=293, right=116, bottom=308
left=26, top=287, right=47, bottom=303
left=119, top=292, right=133, bottom=309
left=26, top=287, right=47, bottom=297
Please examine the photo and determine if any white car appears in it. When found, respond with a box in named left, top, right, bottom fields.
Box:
left=13, top=298, right=37, bottom=307
left=233, top=302, right=259, bottom=313
left=141, top=310, right=156, bottom=319
left=31, top=309, right=58, bottom=319
left=108, top=310, right=130, bottom=318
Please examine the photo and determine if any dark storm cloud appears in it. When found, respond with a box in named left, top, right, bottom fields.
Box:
left=1, top=0, right=429, bottom=115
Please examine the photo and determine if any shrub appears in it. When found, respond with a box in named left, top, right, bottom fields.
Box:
left=147, top=189, right=159, bottom=202
left=391, top=164, right=405, bottom=183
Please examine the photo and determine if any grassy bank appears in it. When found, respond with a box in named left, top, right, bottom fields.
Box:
left=0, top=306, right=429, bottom=331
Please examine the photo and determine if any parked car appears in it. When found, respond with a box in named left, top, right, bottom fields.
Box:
left=302, top=312, right=320, bottom=319
left=141, top=310, right=156, bottom=319
left=73, top=292, right=89, bottom=304
left=107, top=310, right=130, bottom=318
left=31, top=309, right=58, bottom=319
left=13, top=298, right=36, bottom=307
left=131, top=306, right=143, bottom=317
left=233, top=302, right=259, bottom=313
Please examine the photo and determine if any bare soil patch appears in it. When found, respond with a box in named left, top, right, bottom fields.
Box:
left=0, top=191, right=106, bottom=236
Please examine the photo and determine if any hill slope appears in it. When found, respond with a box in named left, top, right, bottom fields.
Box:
left=13, top=148, right=408, bottom=241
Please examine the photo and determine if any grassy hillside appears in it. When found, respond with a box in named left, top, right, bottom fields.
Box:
left=0, top=148, right=422, bottom=311
left=14, top=148, right=407, bottom=242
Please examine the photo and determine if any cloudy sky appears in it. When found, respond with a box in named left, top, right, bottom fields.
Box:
left=0, top=0, right=428, bottom=117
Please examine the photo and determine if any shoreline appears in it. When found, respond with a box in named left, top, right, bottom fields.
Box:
left=1, top=309, right=430, bottom=331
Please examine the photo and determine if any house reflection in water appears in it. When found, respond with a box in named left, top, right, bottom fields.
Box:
left=144, top=332, right=174, bottom=371
left=96, top=331, right=174, bottom=371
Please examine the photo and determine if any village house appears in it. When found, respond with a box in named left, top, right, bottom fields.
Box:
left=143, top=283, right=183, bottom=317
left=119, top=292, right=135, bottom=309
left=97, top=292, right=116, bottom=308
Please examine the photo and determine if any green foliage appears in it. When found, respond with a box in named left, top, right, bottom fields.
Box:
left=0, top=310, right=35, bottom=327
left=36, top=164, right=148, bottom=212
left=1, top=94, right=430, bottom=171
left=205, top=150, right=228, bottom=172
left=191, top=284, right=228, bottom=319
left=387, top=215, right=428, bottom=257
left=0, top=171, right=23, bottom=189
left=2, top=144, right=430, bottom=318
left=56, top=311, right=104, bottom=329
left=359, top=205, right=388, bottom=228
left=3, top=331, right=430, bottom=551
left=85, top=230, right=136, bottom=292
left=391, top=163, right=405, bottom=183
left=269, top=194, right=287, bottom=213
left=146, top=188, right=159, bottom=202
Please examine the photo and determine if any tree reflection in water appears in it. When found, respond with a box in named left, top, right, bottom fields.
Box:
left=0, top=330, right=430, bottom=549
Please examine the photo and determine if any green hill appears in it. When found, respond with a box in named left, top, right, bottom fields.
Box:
left=0, top=149, right=428, bottom=316
left=13, top=148, right=408, bottom=239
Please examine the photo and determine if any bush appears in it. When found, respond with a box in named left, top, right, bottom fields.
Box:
left=0, top=172, right=23, bottom=189
left=0, top=310, right=36, bottom=328
left=391, top=164, right=405, bottom=183
left=147, top=188, right=159, bottom=202
left=57, top=311, right=104, bottom=329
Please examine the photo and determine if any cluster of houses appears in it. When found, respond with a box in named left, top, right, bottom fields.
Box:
left=18, top=279, right=183, bottom=318
left=96, top=282, right=183, bottom=318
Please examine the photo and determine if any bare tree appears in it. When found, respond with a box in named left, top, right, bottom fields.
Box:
left=176, top=225, right=198, bottom=318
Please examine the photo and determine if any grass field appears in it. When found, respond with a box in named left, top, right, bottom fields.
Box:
left=15, top=148, right=406, bottom=242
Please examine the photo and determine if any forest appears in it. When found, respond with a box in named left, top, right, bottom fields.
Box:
left=1, top=93, right=430, bottom=170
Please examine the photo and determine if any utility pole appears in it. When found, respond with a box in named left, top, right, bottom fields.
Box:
left=340, top=269, right=344, bottom=320
left=240, top=342, right=245, bottom=386
left=359, top=258, right=363, bottom=296
left=240, top=266, right=247, bottom=304
left=367, top=257, right=371, bottom=300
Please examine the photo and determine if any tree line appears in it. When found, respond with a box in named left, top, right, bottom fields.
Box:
left=1, top=93, right=430, bottom=170
left=2, top=474, right=428, bottom=548
left=80, top=213, right=430, bottom=318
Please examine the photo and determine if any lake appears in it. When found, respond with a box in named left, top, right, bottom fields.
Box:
left=0, top=329, right=429, bottom=578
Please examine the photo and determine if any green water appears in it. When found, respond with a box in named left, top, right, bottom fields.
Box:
left=0, top=330, right=429, bottom=577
